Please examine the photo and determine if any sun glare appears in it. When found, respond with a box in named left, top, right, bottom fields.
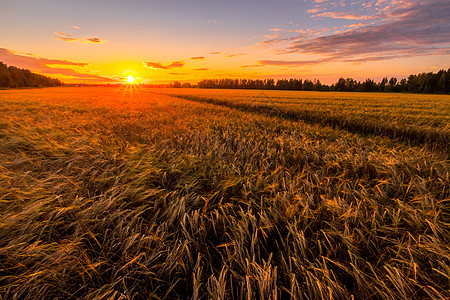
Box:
left=127, top=75, right=135, bottom=83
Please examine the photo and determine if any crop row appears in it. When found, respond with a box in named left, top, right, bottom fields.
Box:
left=157, top=90, right=450, bottom=153
left=0, top=87, right=448, bottom=299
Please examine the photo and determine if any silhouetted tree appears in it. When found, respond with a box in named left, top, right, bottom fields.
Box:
left=0, top=62, right=61, bottom=88
left=170, top=81, right=182, bottom=88
left=313, top=79, right=322, bottom=91
left=196, top=69, right=450, bottom=94
left=386, top=77, right=397, bottom=92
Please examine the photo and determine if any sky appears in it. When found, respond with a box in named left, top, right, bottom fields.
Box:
left=1, top=0, right=449, bottom=84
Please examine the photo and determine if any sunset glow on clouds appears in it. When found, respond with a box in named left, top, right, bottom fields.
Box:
left=54, top=32, right=105, bottom=44
left=0, top=48, right=109, bottom=82
left=263, top=0, right=450, bottom=63
left=144, top=61, right=186, bottom=70
left=1, top=0, right=449, bottom=84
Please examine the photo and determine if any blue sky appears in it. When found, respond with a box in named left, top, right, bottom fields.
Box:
left=1, top=0, right=449, bottom=83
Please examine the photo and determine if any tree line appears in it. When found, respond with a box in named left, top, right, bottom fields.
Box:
left=196, top=69, right=450, bottom=94
left=197, top=78, right=325, bottom=91
left=0, top=62, right=62, bottom=88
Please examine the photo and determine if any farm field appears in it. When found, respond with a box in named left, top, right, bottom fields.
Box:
left=0, top=87, right=449, bottom=299
left=160, top=88, right=450, bottom=151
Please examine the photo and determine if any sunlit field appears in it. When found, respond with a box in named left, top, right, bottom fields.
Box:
left=0, top=87, right=449, bottom=299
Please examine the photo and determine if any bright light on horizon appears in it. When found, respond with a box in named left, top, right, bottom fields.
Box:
left=1, top=1, right=449, bottom=85
left=127, top=75, right=135, bottom=83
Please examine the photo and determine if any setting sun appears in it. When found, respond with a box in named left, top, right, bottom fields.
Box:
left=127, top=75, right=135, bottom=83
left=0, top=0, right=449, bottom=298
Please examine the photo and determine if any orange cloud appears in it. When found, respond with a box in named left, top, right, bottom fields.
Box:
left=85, top=37, right=103, bottom=43
left=311, top=11, right=381, bottom=20
left=54, top=32, right=78, bottom=42
left=286, top=0, right=450, bottom=61
left=143, top=60, right=185, bottom=69
left=190, top=56, right=205, bottom=60
left=257, top=37, right=289, bottom=46
left=193, top=68, right=209, bottom=71
left=54, top=32, right=104, bottom=44
left=0, top=48, right=110, bottom=81
left=260, top=0, right=450, bottom=65
left=226, top=53, right=247, bottom=57
left=257, top=59, right=328, bottom=67
left=306, top=8, right=326, bottom=13
left=241, top=64, right=265, bottom=68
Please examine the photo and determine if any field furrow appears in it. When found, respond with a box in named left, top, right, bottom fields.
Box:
left=0, top=87, right=449, bottom=299
left=157, top=90, right=450, bottom=153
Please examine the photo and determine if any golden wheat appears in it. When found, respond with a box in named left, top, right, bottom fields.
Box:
left=0, top=87, right=448, bottom=299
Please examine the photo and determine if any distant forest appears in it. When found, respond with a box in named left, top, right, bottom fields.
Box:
left=195, top=69, right=450, bottom=94
left=2, top=60, right=449, bottom=94
left=0, top=62, right=62, bottom=88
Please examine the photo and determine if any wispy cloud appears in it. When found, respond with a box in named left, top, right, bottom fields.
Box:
left=143, top=60, right=185, bottom=69
left=257, top=38, right=289, bottom=46
left=169, top=72, right=190, bottom=75
left=85, top=37, right=103, bottom=43
left=55, top=32, right=70, bottom=36
left=311, top=11, right=381, bottom=20
left=306, top=8, right=326, bottom=14
left=190, top=56, right=205, bottom=60
left=193, top=68, right=209, bottom=71
left=259, top=0, right=450, bottom=64
left=54, top=32, right=104, bottom=44
left=54, top=32, right=78, bottom=42
left=72, top=25, right=80, bottom=29
left=210, top=52, right=221, bottom=55
left=241, top=64, right=265, bottom=68
left=342, top=55, right=402, bottom=63
left=257, top=59, right=328, bottom=67
left=0, top=48, right=87, bottom=68
left=289, top=0, right=450, bottom=61
left=345, top=22, right=369, bottom=29
left=226, top=53, right=247, bottom=57
left=0, top=48, right=110, bottom=81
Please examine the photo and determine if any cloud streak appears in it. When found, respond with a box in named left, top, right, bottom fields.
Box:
left=257, top=59, right=328, bottom=67
left=85, top=37, right=103, bottom=43
left=226, top=53, right=247, bottom=57
left=54, top=32, right=104, bottom=44
left=0, top=48, right=110, bottom=81
left=260, top=0, right=450, bottom=64
left=241, top=64, right=265, bottom=68
left=54, top=32, right=78, bottom=42
left=311, top=11, right=381, bottom=21
left=143, top=60, right=185, bottom=69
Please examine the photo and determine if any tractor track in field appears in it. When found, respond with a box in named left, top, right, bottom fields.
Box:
left=161, top=92, right=450, bottom=155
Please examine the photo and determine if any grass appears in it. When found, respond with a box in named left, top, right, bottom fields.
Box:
left=159, top=89, right=450, bottom=151
left=0, top=87, right=449, bottom=299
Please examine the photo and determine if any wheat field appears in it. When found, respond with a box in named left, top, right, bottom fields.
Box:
left=0, top=87, right=449, bottom=299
